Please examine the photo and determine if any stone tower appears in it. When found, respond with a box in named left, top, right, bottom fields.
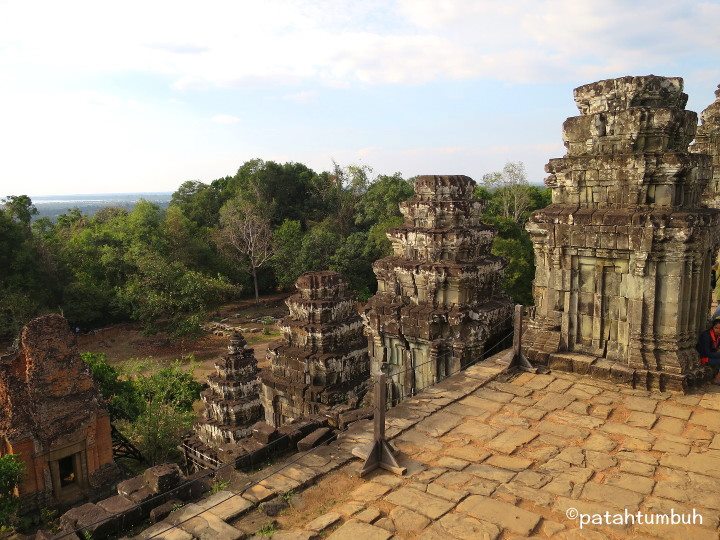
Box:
left=196, top=332, right=262, bottom=445
left=362, top=175, right=513, bottom=405
left=523, top=75, right=720, bottom=391
left=260, top=271, right=370, bottom=427
left=691, top=84, right=720, bottom=208
left=0, top=314, right=118, bottom=511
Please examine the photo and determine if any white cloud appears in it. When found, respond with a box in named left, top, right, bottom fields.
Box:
left=1, top=0, right=717, bottom=90
left=282, top=90, right=318, bottom=103
left=1, top=0, right=719, bottom=195
left=211, top=114, right=241, bottom=124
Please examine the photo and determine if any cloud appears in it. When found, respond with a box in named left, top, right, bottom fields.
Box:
left=145, top=42, right=208, bottom=55
left=211, top=114, right=241, bottom=125
left=1, top=0, right=717, bottom=90
left=282, top=90, right=318, bottom=103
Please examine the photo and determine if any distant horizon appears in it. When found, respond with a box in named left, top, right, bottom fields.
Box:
left=18, top=179, right=547, bottom=200
left=27, top=191, right=174, bottom=199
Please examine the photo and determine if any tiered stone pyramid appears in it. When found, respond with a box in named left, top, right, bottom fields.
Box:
left=363, top=175, right=513, bottom=404
left=196, top=332, right=262, bottom=444
left=691, top=84, right=720, bottom=208
left=260, top=271, right=370, bottom=426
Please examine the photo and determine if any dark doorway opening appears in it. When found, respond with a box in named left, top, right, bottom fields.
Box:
left=59, top=455, right=76, bottom=487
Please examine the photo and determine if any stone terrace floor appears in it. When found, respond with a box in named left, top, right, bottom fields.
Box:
left=139, top=352, right=720, bottom=539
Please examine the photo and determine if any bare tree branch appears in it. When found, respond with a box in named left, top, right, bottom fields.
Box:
left=216, top=201, right=273, bottom=303
left=482, top=161, right=532, bottom=224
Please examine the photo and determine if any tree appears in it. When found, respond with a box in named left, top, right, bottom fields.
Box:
left=216, top=201, right=273, bottom=303
left=126, top=402, right=194, bottom=465
left=133, top=361, right=202, bottom=413
left=0, top=200, right=58, bottom=339
left=330, top=232, right=373, bottom=298
left=324, top=162, right=372, bottom=235
left=1, top=195, right=37, bottom=226
left=83, top=354, right=201, bottom=465
left=82, top=352, right=144, bottom=421
left=0, top=454, right=24, bottom=529
left=271, top=220, right=305, bottom=290
left=117, top=253, right=237, bottom=336
left=231, top=159, right=325, bottom=227
left=298, top=223, right=341, bottom=274
left=354, top=173, right=413, bottom=228
left=474, top=174, right=551, bottom=305
left=125, top=360, right=200, bottom=465
left=482, top=161, right=533, bottom=223
left=170, top=180, right=225, bottom=228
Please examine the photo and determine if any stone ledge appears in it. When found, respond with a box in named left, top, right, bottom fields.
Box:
left=133, top=349, right=513, bottom=539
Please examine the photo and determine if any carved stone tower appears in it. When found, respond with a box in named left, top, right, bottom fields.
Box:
left=523, top=75, right=720, bottom=391
left=0, top=314, right=118, bottom=511
left=691, top=84, right=720, bottom=209
left=260, top=271, right=370, bottom=427
left=363, top=175, right=513, bottom=405
left=196, top=332, right=262, bottom=445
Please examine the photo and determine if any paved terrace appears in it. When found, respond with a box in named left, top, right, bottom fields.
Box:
left=137, top=351, right=720, bottom=539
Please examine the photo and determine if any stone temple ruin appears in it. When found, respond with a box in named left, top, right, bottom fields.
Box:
left=183, top=332, right=262, bottom=468
left=260, top=271, right=370, bottom=427
left=691, top=84, right=720, bottom=209
left=523, top=75, right=720, bottom=391
left=0, top=314, right=118, bottom=511
left=363, top=175, right=514, bottom=404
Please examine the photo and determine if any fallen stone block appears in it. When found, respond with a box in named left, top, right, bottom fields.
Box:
left=297, top=427, right=334, bottom=451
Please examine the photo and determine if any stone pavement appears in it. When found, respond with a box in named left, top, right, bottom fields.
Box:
left=140, top=350, right=720, bottom=539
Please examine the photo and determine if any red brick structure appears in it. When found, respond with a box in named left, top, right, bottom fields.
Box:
left=0, top=314, right=117, bottom=511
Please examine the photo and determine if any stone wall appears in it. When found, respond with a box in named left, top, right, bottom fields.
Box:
left=260, top=272, right=370, bottom=427
left=523, top=75, right=720, bottom=391
left=37, top=463, right=208, bottom=539
left=363, top=175, right=513, bottom=404
left=0, top=314, right=118, bottom=512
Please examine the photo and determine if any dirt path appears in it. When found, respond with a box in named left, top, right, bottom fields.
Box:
left=77, top=292, right=291, bottom=381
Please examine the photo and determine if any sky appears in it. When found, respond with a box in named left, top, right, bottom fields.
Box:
left=1, top=0, right=720, bottom=196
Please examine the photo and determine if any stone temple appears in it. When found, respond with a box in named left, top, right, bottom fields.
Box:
left=691, top=84, right=720, bottom=209
left=198, top=332, right=262, bottom=444
left=363, top=175, right=514, bottom=404
left=0, top=314, right=118, bottom=511
left=523, top=75, right=720, bottom=391
left=183, top=332, right=262, bottom=468
left=260, top=271, right=370, bottom=427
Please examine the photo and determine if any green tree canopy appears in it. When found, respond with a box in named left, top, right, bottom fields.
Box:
left=1, top=195, right=38, bottom=226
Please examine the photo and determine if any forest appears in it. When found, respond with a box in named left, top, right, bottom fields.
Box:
left=0, top=159, right=550, bottom=341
